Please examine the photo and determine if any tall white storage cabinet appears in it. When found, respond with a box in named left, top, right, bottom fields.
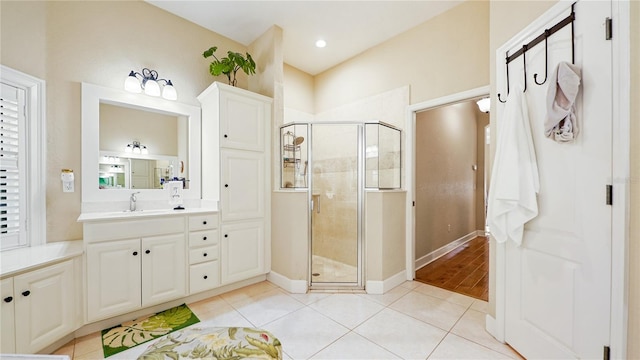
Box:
left=198, top=82, right=271, bottom=285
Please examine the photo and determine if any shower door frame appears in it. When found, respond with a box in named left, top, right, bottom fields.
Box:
left=308, top=122, right=365, bottom=290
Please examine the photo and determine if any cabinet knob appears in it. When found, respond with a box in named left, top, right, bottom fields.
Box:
left=133, top=251, right=138, bottom=256
left=3, top=296, right=13, bottom=303
left=145, top=249, right=151, bottom=254
left=203, top=275, right=208, bottom=280
left=224, top=184, right=229, bottom=188
left=203, top=236, right=207, bottom=241
left=224, top=134, right=228, bottom=138
left=224, top=234, right=228, bottom=238
left=203, top=253, right=208, bottom=257
left=203, top=221, right=207, bottom=225
left=21, top=290, right=30, bottom=297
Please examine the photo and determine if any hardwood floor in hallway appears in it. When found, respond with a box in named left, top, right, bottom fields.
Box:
left=415, top=236, right=489, bottom=301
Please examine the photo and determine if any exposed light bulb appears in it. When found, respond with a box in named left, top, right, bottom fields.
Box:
left=125, top=144, right=133, bottom=153
left=141, top=146, right=148, bottom=155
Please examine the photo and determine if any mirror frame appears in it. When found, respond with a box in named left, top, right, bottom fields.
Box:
left=81, top=82, right=201, bottom=204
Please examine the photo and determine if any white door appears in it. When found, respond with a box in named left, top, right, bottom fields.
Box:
left=14, top=260, right=76, bottom=353
left=221, top=220, right=264, bottom=284
left=86, top=239, right=141, bottom=321
left=497, top=1, right=612, bottom=358
left=221, top=149, right=265, bottom=221
left=141, top=234, right=186, bottom=306
left=219, top=90, right=266, bottom=151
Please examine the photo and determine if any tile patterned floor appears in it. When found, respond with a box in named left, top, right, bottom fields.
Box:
left=53, top=281, right=522, bottom=359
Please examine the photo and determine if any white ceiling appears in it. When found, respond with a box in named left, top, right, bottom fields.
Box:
left=146, top=1, right=463, bottom=75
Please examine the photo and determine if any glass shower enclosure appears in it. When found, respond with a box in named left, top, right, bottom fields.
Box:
left=280, top=122, right=401, bottom=289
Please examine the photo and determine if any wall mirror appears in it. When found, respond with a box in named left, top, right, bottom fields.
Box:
left=82, top=82, right=201, bottom=205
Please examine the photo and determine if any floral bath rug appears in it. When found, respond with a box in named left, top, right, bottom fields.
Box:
left=137, top=326, right=282, bottom=360
left=101, top=304, right=200, bottom=358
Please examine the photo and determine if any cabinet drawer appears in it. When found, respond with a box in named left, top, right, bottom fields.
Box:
left=188, top=214, right=218, bottom=231
left=189, top=229, right=218, bottom=248
left=189, top=261, right=220, bottom=294
left=189, top=245, right=218, bottom=265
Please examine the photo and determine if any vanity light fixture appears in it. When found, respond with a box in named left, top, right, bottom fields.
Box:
left=124, top=68, right=178, bottom=100
left=476, top=97, right=490, bottom=113
left=124, top=140, right=148, bottom=155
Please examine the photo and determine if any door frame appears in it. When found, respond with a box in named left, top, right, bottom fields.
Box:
left=404, top=85, right=490, bottom=282
left=486, top=1, right=631, bottom=358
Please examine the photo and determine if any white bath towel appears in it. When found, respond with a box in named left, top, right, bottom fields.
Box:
left=488, top=87, right=540, bottom=246
left=544, top=61, right=581, bottom=142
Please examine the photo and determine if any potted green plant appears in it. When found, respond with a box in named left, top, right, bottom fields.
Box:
left=203, top=46, right=256, bottom=87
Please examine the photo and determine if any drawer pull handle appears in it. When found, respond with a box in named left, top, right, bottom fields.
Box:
left=145, top=250, right=151, bottom=254
left=3, top=296, right=13, bottom=303
left=203, top=253, right=208, bottom=257
left=133, top=251, right=138, bottom=256
left=203, top=275, right=208, bottom=280
left=203, top=221, right=207, bottom=225
left=21, top=290, right=30, bottom=297
left=203, top=236, right=207, bottom=241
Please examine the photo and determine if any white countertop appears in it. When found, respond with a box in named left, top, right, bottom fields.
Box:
left=77, top=207, right=218, bottom=222
left=1, top=241, right=84, bottom=278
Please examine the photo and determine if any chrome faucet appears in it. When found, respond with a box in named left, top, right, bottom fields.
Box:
left=130, top=191, right=140, bottom=211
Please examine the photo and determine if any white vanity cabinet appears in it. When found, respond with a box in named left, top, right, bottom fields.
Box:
left=84, top=216, right=186, bottom=322
left=198, top=82, right=271, bottom=286
left=188, top=213, right=220, bottom=294
left=1, top=259, right=79, bottom=354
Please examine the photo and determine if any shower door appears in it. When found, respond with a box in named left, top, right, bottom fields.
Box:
left=309, top=124, right=362, bottom=288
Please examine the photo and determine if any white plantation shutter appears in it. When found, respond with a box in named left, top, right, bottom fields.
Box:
left=0, top=83, right=27, bottom=249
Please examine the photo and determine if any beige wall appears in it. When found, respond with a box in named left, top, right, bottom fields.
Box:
left=283, top=64, right=315, bottom=114
left=99, top=104, right=179, bottom=156
left=0, top=1, right=246, bottom=241
left=628, top=2, right=640, bottom=358
left=415, top=101, right=479, bottom=258
left=314, top=0, right=489, bottom=112
left=366, top=191, right=406, bottom=281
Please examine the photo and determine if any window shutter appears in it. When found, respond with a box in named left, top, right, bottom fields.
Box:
left=0, top=83, right=26, bottom=249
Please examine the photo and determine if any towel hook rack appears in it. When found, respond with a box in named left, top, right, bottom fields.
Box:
left=496, top=4, right=575, bottom=103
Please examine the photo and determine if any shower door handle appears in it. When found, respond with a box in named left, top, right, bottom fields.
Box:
left=311, top=195, right=320, bottom=214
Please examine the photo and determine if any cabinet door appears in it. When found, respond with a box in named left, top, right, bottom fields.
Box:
left=219, top=91, right=266, bottom=151
left=141, top=234, right=186, bottom=306
left=14, top=260, right=75, bottom=353
left=221, top=150, right=264, bottom=221
left=87, top=239, right=141, bottom=322
left=221, top=221, right=264, bottom=284
left=1, top=277, right=15, bottom=353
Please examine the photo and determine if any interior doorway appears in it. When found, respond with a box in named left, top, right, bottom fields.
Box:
left=405, top=87, right=490, bottom=300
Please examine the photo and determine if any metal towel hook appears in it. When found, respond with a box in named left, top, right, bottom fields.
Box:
left=497, top=53, right=510, bottom=103
left=534, top=29, right=550, bottom=85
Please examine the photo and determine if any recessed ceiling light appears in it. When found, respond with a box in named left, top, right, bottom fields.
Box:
left=315, top=39, right=327, bottom=48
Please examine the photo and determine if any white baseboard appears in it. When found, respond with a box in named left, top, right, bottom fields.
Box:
left=366, top=270, right=406, bottom=295
left=415, top=230, right=484, bottom=270
left=267, top=271, right=308, bottom=294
